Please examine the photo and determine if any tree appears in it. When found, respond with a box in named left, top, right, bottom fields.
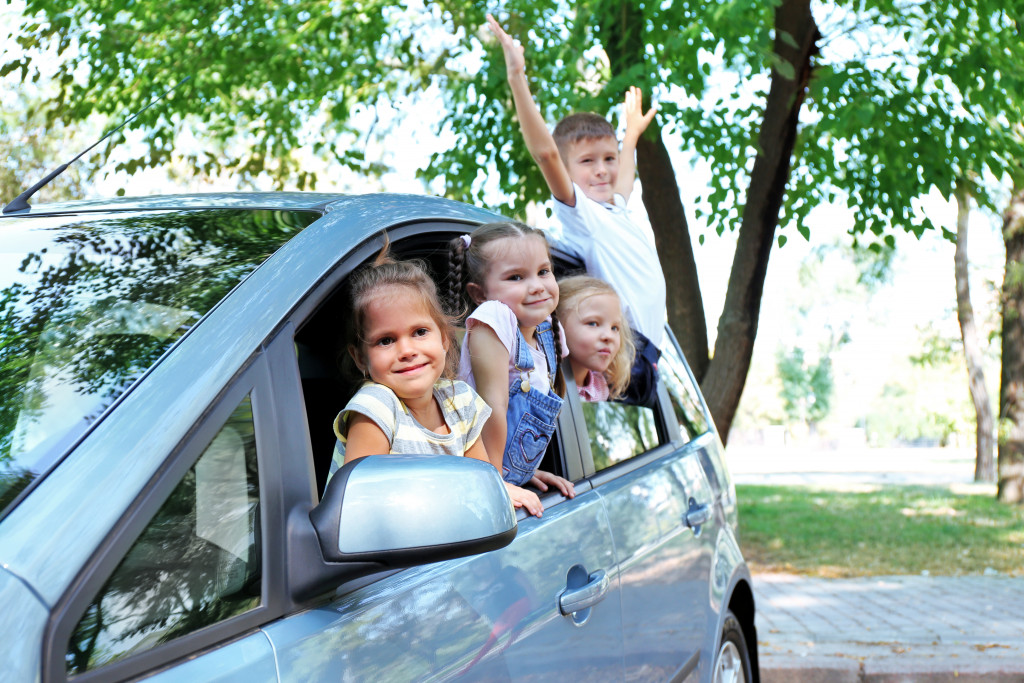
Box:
left=1, top=93, right=96, bottom=205
left=777, top=347, right=833, bottom=430
left=954, top=181, right=996, bottom=482
left=5, top=0, right=1024, bottom=445
left=999, top=183, right=1024, bottom=502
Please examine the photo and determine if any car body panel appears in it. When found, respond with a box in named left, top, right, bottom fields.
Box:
left=0, top=569, right=47, bottom=681
left=266, top=491, right=625, bottom=681
left=143, top=633, right=278, bottom=683
left=597, top=444, right=716, bottom=682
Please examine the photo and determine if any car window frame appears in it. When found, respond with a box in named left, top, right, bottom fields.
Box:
left=44, top=349, right=284, bottom=683
left=658, top=327, right=714, bottom=442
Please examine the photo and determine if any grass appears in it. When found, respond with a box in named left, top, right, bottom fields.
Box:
left=737, top=484, right=1024, bottom=577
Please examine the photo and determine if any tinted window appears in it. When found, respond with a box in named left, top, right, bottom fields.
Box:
left=0, top=209, right=315, bottom=517
left=658, top=341, right=709, bottom=441
left=582, top=402, right=660, bottom=472
left=65, top=396, right=261, bottom=674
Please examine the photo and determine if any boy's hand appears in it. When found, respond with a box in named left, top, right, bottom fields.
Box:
left=623, top=85, right=657, bottom=137
left=505, top=481, right=543, bottom=517
left=529, top=470, right=576, bottom=499
left=486, top=13, right=525, bottom=75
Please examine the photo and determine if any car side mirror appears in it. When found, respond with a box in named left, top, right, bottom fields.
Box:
left=292, top=455, right=517, bottom=601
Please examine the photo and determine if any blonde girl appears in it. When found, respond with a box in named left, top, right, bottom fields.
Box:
left=556, top=276, right=636, bottom=401
left=331, top=244, right=543, bottom=516
left=448, top=222, right=575, bottom=503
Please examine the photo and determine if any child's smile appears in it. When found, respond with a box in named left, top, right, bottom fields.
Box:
left=357, top=287, right=448, bottom=408
left=472, top=236, right=559, bottom=336
left=565, top=136, right=620, bottom=204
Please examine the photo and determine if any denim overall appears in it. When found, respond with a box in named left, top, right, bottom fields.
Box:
left=502, top=320, right=564, bottom=485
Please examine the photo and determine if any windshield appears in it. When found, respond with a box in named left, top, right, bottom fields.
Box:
left=0, top=208, right=317, bottom=515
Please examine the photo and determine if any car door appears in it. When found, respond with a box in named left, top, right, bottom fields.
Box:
left=263, top=422, right=626, bottom=681
left=45, top=355, right=282, bottom=683
left=573, top=337, right=719, bottom=682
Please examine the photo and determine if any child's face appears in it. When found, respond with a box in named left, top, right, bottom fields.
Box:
left=353, top=287, right=448, bottom=402
left=469, top=235, right=559, bottom=332
left=561, top=293, right=623, bottom=375
left=564, top=136, right=620, bottom=204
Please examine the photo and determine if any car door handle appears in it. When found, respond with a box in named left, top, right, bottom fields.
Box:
left=558, top=570, right=610, bottom=615
left=685, top=502, right=711, bottom=529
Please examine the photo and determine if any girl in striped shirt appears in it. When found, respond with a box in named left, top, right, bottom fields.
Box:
left=330, top=246, right=544, bottom=517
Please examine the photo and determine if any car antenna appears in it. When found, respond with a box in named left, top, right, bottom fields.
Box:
left=2, top=76, right=192, bottom=215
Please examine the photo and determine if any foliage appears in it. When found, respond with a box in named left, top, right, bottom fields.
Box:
left=776, top=347, right=833, bottom=426
left=864, top=375, right=972, bottom=446
left=5, top=1, right=1021, bottom=232
left=0, top=93, right=97, bottom=205
left=739, top=483, right=1024, bottom=576
left=4, top=0, right=453, bottom=189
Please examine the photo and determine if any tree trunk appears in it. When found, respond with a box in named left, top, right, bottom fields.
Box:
left=999, top=185, right=1024, bottom=503
left=596, top=2, right=710, bottom=380
left=954, top=182, right=996, bottom=482
left=700, top=0, right=819, bottom=443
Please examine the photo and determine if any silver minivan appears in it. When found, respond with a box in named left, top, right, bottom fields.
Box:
left=0, top=192, right=757, bottom=682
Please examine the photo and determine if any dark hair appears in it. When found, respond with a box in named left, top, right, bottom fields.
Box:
left=552, top=112, right=617, bottom=163
left=446, top=221, right=566, bottom=397
left=343, top=239, right=459, bottom=382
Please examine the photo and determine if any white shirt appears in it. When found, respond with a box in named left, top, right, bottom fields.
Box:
left=551, top=183, right=667, bottom=347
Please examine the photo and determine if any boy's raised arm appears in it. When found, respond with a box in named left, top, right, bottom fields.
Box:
left=615, top=85, right=657, bottom=202
left=487, top=14, right=575, bottom=206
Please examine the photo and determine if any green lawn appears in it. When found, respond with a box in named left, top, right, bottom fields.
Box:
left=737, top=484, right=1024, bottom=577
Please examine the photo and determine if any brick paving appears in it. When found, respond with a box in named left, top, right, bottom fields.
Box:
left=753, top=571, right=1024, bottom=681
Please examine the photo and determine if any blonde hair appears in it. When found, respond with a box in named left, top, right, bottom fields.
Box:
left=344, top=240, right=459, bottom=382
left=556, top=275, right=635, bottom=399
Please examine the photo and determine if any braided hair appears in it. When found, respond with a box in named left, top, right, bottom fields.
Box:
left=446, top=221, right=566, bottom=397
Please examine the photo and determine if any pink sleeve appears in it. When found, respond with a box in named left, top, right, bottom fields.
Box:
left=465, top=301, right=519, bottom=356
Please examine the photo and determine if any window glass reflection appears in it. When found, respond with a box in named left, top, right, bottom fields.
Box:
left=658, top=342, right=710, bottom=441
left=582, top=402, right=659, bottom=472
left=66, top=395, right=261, bottom=674
left=0, top=209, right=315, bottom=516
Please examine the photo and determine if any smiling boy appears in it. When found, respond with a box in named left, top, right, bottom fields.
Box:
left=487, top=14, right=666, bottom=404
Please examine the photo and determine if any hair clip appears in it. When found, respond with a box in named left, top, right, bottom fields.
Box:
left=460, top=234, right=472, bottom=248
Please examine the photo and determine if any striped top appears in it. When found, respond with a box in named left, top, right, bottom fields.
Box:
left=328, top=379, right=492, bottom=480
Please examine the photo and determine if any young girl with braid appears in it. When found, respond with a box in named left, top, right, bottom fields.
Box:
left=448, top=222, right=576, bottom=504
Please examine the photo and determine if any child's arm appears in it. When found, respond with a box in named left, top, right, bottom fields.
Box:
left=487, top=14, right=576, bottom=207
left=467, top=323, right=512, bottom=470
left=614, top=86, right=657, bottom=202
left=466, top=437, right=544, bottom=517
left=342, top=414, right=391, bottom=463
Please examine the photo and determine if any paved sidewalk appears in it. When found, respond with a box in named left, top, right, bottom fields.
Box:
left=753, top=573, right=1024, bottom=682
left=726, top=446, right=1024, bottom=681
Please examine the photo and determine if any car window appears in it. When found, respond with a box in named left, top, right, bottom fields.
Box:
left=658, top=341, right=710, bottom=441
left=65, top=395, right=261, bottom=675
left=581, top=401, right=661, bottom=472
left=0, top=209, right=316, bottom=519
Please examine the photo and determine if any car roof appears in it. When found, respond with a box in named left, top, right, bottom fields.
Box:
left=1, top=192, right=355, bottom=216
